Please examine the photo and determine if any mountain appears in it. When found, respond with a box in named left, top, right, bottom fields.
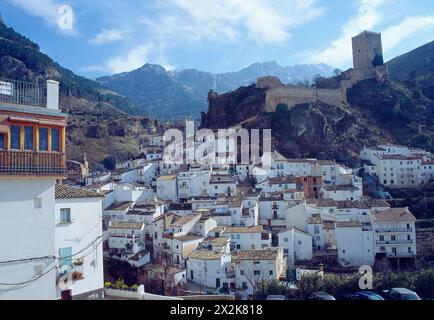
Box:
left=0, top=22, right=157, bottom=166
left=387, top=41, right=434, bottom=81
left=97, top=62, right=335, bottom=119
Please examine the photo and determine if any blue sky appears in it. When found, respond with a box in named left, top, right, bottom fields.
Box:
left=2, top=0, right=434, bottom=79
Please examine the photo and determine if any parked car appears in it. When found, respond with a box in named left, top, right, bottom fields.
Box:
left=307, top=292, right=336, bottom=300
left=266, top=295, right=286, bottom=300
left=382, top=288, right=421, bottom=300
left=344, top=291, right=385, bottom=301
left=216, top=286, right=235, bottom=295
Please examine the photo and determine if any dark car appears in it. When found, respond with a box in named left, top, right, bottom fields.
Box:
left=383, top=288, right=421, bottom=300
left=308, top=292, right=336, bottom=300
left=344, top=291, right=385, bottom=301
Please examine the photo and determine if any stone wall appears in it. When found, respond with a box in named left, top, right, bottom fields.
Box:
left=265, top=86, right=344, bottom=112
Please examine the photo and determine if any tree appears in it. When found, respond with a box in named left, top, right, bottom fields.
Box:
left=372, top=54, right=384, bottom=67
left=102, top=156, right=116, bottom=171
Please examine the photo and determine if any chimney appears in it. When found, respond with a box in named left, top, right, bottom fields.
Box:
left=46, top=80, right=59, bottom=110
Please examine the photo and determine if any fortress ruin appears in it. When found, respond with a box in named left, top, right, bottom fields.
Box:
left=260, top=30, right=389, bottom=112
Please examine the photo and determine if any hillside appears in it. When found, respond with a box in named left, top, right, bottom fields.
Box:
left=0, top=23, right=156, bottom=166
left=201, top=43, right=434, bottom=166
left=387, top=40, right=434, bottom=81
left=97, top=62, right=335, bottom=119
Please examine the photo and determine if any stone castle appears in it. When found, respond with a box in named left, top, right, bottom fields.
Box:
left=261, top=30, right=389, bottom=112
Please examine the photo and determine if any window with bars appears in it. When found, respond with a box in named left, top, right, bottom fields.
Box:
left=60, top=208, right=71, bottom=224
left=59, top=247, right=72, bottom=267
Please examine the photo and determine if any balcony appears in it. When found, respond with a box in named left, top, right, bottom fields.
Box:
left=0, top=78, right=46, bottom=107
left=0, top=150, right=66, bottom=176
left=376, top=239, right=413, bottom=245
left=375, top=228, right=413, bottom=233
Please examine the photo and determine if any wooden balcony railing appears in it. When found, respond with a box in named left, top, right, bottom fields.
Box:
left=0, top=78, right=46, bottom=107
left=0, top=150, right=66, bottom=176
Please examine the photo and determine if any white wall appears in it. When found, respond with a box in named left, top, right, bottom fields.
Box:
left=0, top=179, right=57, bottom=300
left=55, top=197, right=104, bottom=298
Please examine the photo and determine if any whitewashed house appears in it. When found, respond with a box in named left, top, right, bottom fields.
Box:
left=157, top=175, right=178, bottom=202
left=278, top=228, right=313, bottom=267
left=186, top=250, right=233, bottom=290
left=373, top=208, right=417, bottom=260
left=177, top=170, right=210, bottom=200
left=208, top=174, right=237, bottom=197
left=220, top=226, right=272, bottom=251
left=320, top=185, right=363, bottom=201
left=0, top=80, right=66, bottom=300
left=335, top=221, right=375, bottom=267
left=55, top=185, right=104, bottom=299
left=232, top=248, right=286, bottom=296
left=258, top=193, right=287, bottom=228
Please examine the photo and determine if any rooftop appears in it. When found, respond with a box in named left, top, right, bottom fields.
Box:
left=232, top=248, right=280, bottom=261
left=55, top=185, right=102, bottom=199
left=222, top=226, right=263, bottom=234
left=109, top=222, right=143, bottom=230
left=374, top=208, right=416, bottom=222
left=323, top=185, right=359, bottom=192
left=187, top=249, right=225, bottom=260
left=170, top=214, right=201, bottom=227
left=105, top=201, right=134, bottom=211
left=336, top=221, right=362, bottom=228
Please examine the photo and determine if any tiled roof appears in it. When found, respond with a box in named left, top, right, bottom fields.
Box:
left=316, top=198, right=337, bottom=208
left=187, top=249, right=225, bottom=260
left=170, top=214, right=201, bottom=227
left=174, top=235, right=204, bottom=242
left=105, top=201, right=134, bottom=211
left=223, top=226, right=263, bottom=234
left=323, top=185, right=359, bottom=192
left=202, top=237, right=231, bottom=246
left=55, top=184, right=102, bottom=199
left=336, top=221, right=362, bottom=228
left=373, top=208, right=416, bottom=222
left=109, top=222, right=143, bottom=230
left=336, top=201, right=369, bottom=209
left=232, top=248, right=280, bottom=261
left=364, top=198, right=390, bottom=208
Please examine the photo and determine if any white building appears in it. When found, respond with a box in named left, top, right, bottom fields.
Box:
left=177, top=170, right=209, bottom=200
left=0, top=79, right=67, bottom=300
left=278, top=228, right=313, bottom=267
left=320, top=185, right=363, bottom=201
left=157, top=175, right=178, bottom=202
left=186, top=250, right=233, bottom=289
left=335, top=221, right=375, bottom=267
left=54, top=185, right=104, bottom=299
left=373, top=208, right=417, bottom=260
left=232, top=248, right=285, bottom=296
left=219, top=226, right=272, bottom=251
left=208, top=174, right=237, bottom=197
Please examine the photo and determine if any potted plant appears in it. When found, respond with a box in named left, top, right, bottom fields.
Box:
left=72, top=271, right=83, bottom=280
left=73, top=259, right=84, bottom=266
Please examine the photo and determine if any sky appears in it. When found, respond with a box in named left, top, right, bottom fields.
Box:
left=2, top=0, right=434, bottom=79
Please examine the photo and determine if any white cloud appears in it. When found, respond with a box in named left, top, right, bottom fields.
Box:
left=106, top=45, right=152, bottom=74
left=90, top=28, right=125, bottom=45
left=306, top=0, right=388, bottom=68
left=85, top=0, right=324, bottom=74
left=154, top=0, right=324, bottom=44
left=382, top=15, right=434, bottom=52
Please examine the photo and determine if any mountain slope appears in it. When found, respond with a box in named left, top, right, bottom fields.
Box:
left=0, top=23, right=156, bottom=166
left=201, top=41, right=434, bottom=166
left=97, top=62, right=335, bottom=119
left=387, top=40, right=434, bottom=81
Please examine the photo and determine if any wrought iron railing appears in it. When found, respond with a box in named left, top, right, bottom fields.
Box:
left=0, top=78, right=46, bottom=107
left=0, top=150, right=66, bottom=176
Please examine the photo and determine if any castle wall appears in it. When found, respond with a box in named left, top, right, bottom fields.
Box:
left=265, top=86, right=343, bottom=112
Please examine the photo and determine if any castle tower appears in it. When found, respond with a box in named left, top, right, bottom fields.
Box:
left=352, top=31, right=383, bottom=70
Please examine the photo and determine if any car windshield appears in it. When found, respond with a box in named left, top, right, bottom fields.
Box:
left=367, top=295, right=383, bottom=300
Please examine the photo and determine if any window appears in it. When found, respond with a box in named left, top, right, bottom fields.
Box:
left=60, top=208, right=71, bottom=224
left=39, top=128, right=48, bottom=151
left=283, top=237, right=289, bottom=243
left=24, top=126, right=34, bottom=150
left=0, top=134, right=5, bottom=149
left=269, top=270, right=273, bottom=276
left=283, top=249, right=289, bottom=254
left=253, top=270, right=261, bottom=276
left=59, top=247, right=72, bottom=267
left=240, top=270, right=245, bottom=275
left=51, top=128, right=60, bottom=152
left=10, top=125, right=21, bottom=150
left=314, top=225, right=320, bottom=234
